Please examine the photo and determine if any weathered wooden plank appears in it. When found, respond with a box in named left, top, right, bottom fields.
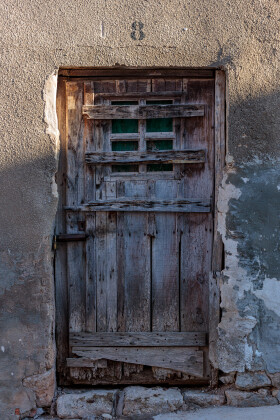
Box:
left=83, top=104, right=204, bottom=120
left=72, top=198, right=211, bottom=212
left=71, top=347, right=203, bottom=376
left=180, top=79, right=215, bottom=338
left=83, top=83, right=97, bottom=333
left=94, top=91, right=184, bottom=98
left=55, top=77, right=69, bottom=382
left=85, top=150, right=205, bottom=165
left=144, top=132, right=175, bottom=140
left=58, top=67, right=215, bottom=78
left=70, top=332, right=207, bottom=346
left=209, top=70, right=226, bottom=385
left=66, top=82, right=86, bottom=334
left=151, top=183, right=180, bottom=331
left=122, top=213, right=151, bottom=331
left=110, top=133, right=139, bottom=140
left=104, top=172, right=180, bottom=182
left=67, top=358, right=107, bottom=368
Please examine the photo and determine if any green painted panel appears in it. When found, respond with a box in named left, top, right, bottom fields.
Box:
left=146, top=100, right=173, bottom=133
left=112, top=141, right=138, bottom=151
left=112, top=164, right=138, bottom=173
left=147, top=163, right=173, bottom=172
left=111, top=101, right=138, bottom=133
left=146, top=140, right=173, bottom=151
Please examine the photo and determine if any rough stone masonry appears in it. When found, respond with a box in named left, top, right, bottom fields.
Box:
left=1, top=0, right=280, bottom=419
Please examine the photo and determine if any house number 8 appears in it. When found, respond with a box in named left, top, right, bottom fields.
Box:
left=131, top=21, right=145, bottom=41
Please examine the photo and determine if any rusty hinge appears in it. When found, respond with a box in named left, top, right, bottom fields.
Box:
left=53, top=233, right=88, bottom=250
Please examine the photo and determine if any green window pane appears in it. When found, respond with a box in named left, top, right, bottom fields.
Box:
left=146, top=100, right=173, bottom=133
left=111, top=101, right=138, bottom=134
left=147, top=164, right=173, bottom=172
left=112, top=164, right=138, bottom=173
left=112, top=141, right=138, bottom=151
left=146, top=140, right=173, bottom=151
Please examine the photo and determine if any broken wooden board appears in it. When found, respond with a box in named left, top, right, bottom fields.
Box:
left=70, top=332, right=207, bottom=347
left=71, top=347, right=203, bottom=376
left=85, top=150, right=205, bottom=165
left=65, top=198, right=211, bottom=213
left=67, top=358, right=108, bottom=368
left=82, top=104, right=204, bottom=119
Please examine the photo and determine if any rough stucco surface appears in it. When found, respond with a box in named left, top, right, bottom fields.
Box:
left=1, top=0, right=280, bottom=418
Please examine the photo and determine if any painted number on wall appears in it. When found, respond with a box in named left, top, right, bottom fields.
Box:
left=131, top=21, right=145, bottom=40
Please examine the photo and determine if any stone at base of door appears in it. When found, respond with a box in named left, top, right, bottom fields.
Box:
left=24, top=384, right=280, bottom=420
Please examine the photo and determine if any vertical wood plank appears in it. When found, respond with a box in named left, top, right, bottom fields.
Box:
left=209, top=70, right=226, bottom=384
left=123, top=211, right=151, bottom=331
left=180, top=79, right=215, bottom=334
left=66, top=82, right=86, bottom=333
left=55, top=77, right=68, bottom=381
left=150, top=79, right=180, bottom=332
left=84, top=82, right=96, bottom=333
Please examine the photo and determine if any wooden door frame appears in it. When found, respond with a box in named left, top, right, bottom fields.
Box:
left=55, top=68, right=226, bottom=386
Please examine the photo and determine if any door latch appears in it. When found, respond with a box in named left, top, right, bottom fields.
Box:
left=53, top=233, right=88, bottom=250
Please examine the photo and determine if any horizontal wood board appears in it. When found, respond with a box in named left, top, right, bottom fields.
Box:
left=85, top=150, right=205, bottom=164
left=83, top=104, right=204, bottom=119
left=65, top=198, right=211, bottom=212
left=70, top=332, right=207, bottom=347
left=71, top=347, right=204, bottom=376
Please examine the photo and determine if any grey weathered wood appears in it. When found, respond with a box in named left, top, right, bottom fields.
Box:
left=94, top=91, right=184, bottom=98
left=110, top=133, right=178, bottom=143
left=57, top=75, right=220, bottom=386
left=85, top=150, right=205, bottom=165
left=70, top=332, right=206, bottom=346
left=110, top=133, right=139, bottom=140
left=59, top=67, right=215, bottom=78
left=179, top=79, right=215, bottom=341
left=83, top=104, right=204, bottom=119
left=71, top=347, right=203, bottom=376
left=144, top=132, right=175, bottom=140
left=122, top=213, right=151, bottom=331
left=151, top=183, right=180, bottom=331
left=66, top=82, right=86, bottom=334
left=209, top=70, right=226, bottom=386
left=76, top=198, right=211, bottom=212
left=55, top=77, right=69, bottom=383
left=84, top=83, right=97, bottom=333
left=67, top=358, right=108, bottom=368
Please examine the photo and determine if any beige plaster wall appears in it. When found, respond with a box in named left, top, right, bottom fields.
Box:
left=1, top=1, right=280, bottom=418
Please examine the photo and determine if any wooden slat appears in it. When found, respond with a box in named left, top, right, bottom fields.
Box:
left=110, top=133, right=139, bottom=140
left=209, top=70, right=226, bottom=385
left=79, top=198, right=211, bottom=212
left=58, top=67, right=215, bottom=78
left=84, top=82, right=97, bottom=334
left=144, top=132, right=175, bottom=140
left=122, top=213, right=151, bottom=331
left=67, top=358, right=107, bottom=368
left=94, top=91, right=184, bottom=98
left=71, top=347, right=203, bottom=376
left=86, top=150, right=205, bottom=165
left=83, top=104, right=204, bottom=120
left=180, top=79, right=215, bottom=342
left=66, top=82, right=86, bottom=334
left=70, top=332, right=206, bottom=347
left=55, top=77, right=69, bottom=383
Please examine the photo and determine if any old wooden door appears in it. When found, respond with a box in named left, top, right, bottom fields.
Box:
left=55, top=68, right=225, bottom=386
